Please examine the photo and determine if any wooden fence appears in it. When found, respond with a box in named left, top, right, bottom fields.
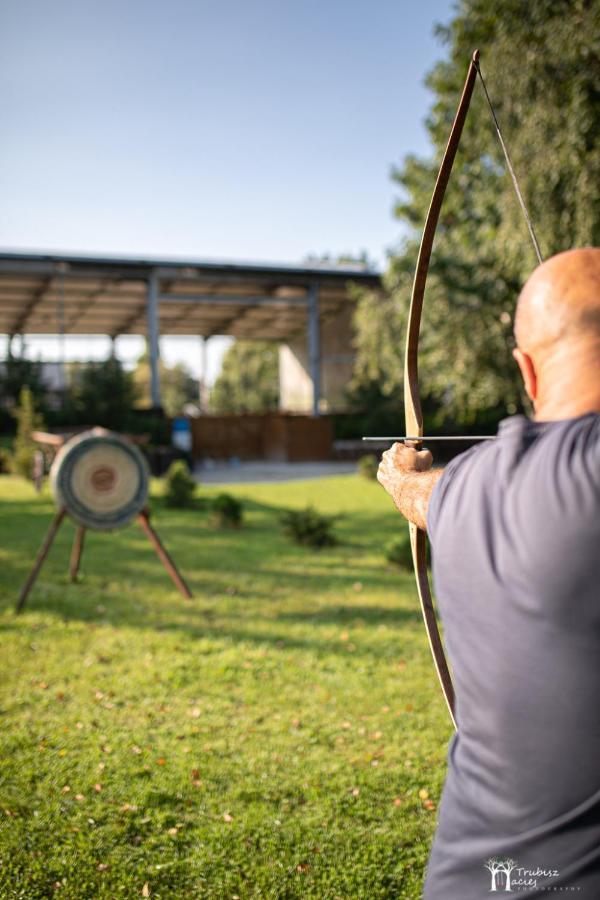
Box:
left=189, top=413, right=333, bottom=462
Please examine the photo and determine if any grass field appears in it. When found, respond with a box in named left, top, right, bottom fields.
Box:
left=0, top=473, right=452, bottom=899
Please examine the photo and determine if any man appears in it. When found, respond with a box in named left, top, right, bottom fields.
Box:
left=377, top=247, right=600, bottom=898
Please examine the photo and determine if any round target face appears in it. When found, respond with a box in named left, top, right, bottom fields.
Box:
left=50, top=429, right=149, bottom=531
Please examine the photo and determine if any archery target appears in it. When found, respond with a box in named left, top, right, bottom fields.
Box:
left=50, top=429, right=149, bottom=531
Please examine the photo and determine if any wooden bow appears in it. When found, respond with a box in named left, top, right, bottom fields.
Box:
left=403, top=52, right=481, bottom=730
left=404, top=50, right=543, bottom=729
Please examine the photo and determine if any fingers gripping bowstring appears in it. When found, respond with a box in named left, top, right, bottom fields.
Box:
left=474, top=59, right=544, bottom=265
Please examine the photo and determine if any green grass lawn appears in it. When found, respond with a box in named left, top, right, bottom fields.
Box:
left=0, top=474, right=452, bottom=899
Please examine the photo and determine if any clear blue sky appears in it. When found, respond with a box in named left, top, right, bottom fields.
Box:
left=0, top=0, right=455, bottom=379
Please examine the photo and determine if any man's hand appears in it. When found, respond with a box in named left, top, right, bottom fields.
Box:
left=377, top=442, right=440, bottom=531
left=377, top=441, right=433, bottom=495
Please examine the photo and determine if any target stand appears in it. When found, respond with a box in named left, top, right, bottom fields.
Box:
left=16, top=428, right=192, bottom=612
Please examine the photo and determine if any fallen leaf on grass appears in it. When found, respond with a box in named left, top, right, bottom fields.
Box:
left=61, top=786, right=71, bottom=794
left=156, top=758, right=166, bottom=766
left=141, top=884, right=150, bottom=897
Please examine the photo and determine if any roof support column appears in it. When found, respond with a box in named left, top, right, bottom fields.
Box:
left=147, top=270, right=161, bottom=409
left=199, top=336, right=209, bottom=411
left=307, top=282, right=321, bottom=417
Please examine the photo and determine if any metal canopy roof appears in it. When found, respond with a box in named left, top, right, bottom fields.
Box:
left=0, top=252, right=380, bottom=340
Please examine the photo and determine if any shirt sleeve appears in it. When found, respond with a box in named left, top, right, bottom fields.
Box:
left=426, top=448, right=480, bottom=546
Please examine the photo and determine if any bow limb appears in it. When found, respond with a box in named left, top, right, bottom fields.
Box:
left=403, top=51, right=480, bottom=730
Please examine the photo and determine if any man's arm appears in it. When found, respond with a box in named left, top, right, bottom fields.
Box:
left=376, top=442, right=444, bottom=531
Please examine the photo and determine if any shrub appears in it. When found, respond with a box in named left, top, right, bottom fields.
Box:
left=280, top=506, right=339, bottom=548
left=385, top=533, right=431, bottom=570
left=357, top=453, right=378, bottom=480
left=385, top=535, right=414, bottom=570
left=212, top=493, right=243, bottom=528
left=10, top=386, right=44, bottom=480
left=164, top=460, right=196, bottom=507
left=0, top=447, right=12, bottom=474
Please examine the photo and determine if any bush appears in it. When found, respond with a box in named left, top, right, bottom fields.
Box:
left=385, top=533, right=431, bottom=570
left=0, top=447, right=11, bottom=474
left=357, top=454, right=378, bottom=480
left=10, top=386, right=44, bottom=481
left=164, top=460, right=196, bottom=507
left=385, top=535, right=414, bottom=570
left=212, top=493, right=243, bottom=528
left=280, top=506, right=339, bottom=548
left=68, top=357, right=139, bottom=430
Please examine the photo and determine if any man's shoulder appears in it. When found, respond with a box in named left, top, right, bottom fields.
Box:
left=427, top=413, right=600, bottom=539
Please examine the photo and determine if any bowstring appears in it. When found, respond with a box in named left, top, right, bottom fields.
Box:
left=474, top=60, right=543, bottom=265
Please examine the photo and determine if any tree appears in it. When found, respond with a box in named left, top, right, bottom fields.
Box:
left=11, top=386, right=44, bottom=480
left=0, top=356, right=46, bottom=411
left=351, top=0, right=600, bottom=424
left=210, top=341, right=279, bottom=414
left=68, top=357, right=139, bottom=430
left=132, top=354, right=198, bottom=417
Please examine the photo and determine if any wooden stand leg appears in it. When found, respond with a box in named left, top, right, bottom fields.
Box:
left=69, top=525, right=86, bottom=582
left=16, top=507, right=67, bottom=613
left=137, top=509, right=192, bottom=599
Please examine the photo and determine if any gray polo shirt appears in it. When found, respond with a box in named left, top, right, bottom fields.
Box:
left=424, top=413, right=600, bottom=898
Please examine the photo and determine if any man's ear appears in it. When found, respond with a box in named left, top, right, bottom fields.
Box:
left=512, top=347, right=537, bottom=404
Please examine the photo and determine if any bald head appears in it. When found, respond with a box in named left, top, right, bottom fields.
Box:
left=515, top=248, right=600, bottom=353
left=513, top=248, right=600, bottom=420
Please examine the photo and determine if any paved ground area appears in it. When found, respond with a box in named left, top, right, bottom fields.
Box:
left=193, top=460, right=357, bottom=484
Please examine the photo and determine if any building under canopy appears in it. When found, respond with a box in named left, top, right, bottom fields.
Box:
left=0, top=251, right=380, bottom=415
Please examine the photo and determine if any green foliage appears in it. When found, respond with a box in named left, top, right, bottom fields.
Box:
left=357, top=454, right=379, bottom=480
left=211, top=492, right=243, bottom=528
left=0, top=447, right=11, bottom=474
left=164, top=460, right=196, bottom=507
left=68, top=357, right=139, bottom=430
left=0, top=356, right=46, bottom=413
left=352, top=0, right=600, bottom=424
left=10, top=386, right=44, bottom=480
left=280, top=505, right=339, bottom=548
left=210, top=340, right=279, bottom=413
left=385, top=535, right=414, bottom=571
left=133, top=354, right=198, bottom=417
